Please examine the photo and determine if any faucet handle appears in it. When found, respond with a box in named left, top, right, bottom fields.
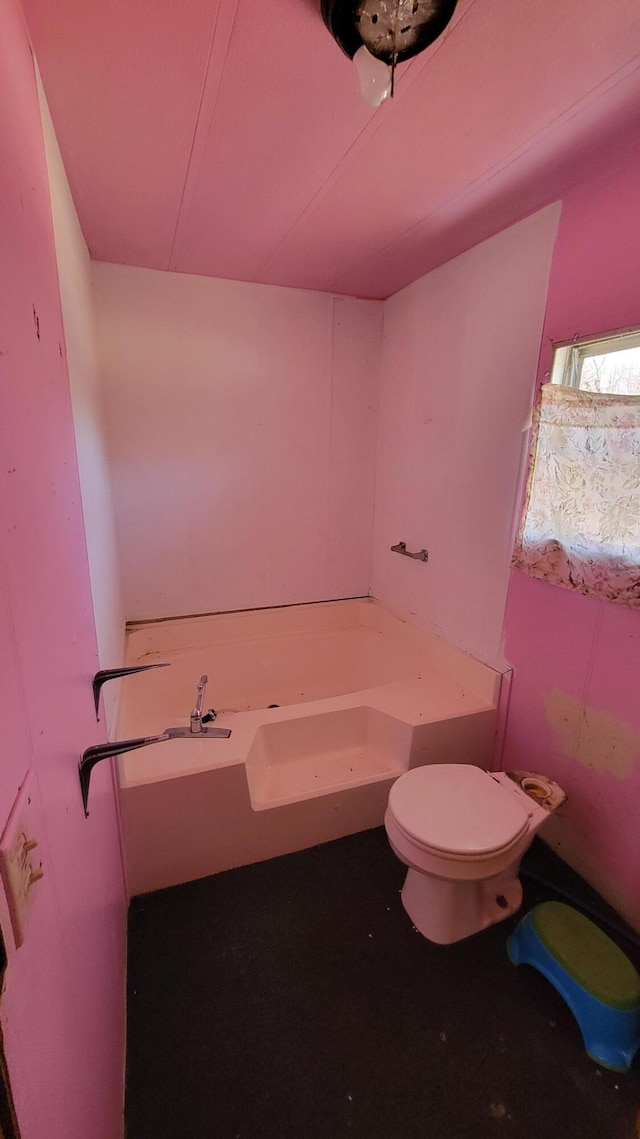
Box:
left=190, top=674, right=209, bottom=733
left=201, top=709, right=217, bottom=724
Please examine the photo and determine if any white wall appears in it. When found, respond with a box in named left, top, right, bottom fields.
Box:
left=371, top=206, right=561, bottom=668
left=93, top=263, right=382, bottom=621
left=38, top=77, right=125, bottom=726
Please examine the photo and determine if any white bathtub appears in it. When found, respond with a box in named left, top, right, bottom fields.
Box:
left=117, top=598, right=500, bottom=895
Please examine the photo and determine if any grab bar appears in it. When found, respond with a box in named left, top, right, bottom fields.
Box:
left=390, top=541, right=429, bottom=563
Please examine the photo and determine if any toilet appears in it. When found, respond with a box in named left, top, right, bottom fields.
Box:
left=384, top=764, right=566, bottom=945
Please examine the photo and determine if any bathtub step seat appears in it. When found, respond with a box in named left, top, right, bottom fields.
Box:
left=508, top=901, right=640, bottom=1072
left=254, top=745, right=402, bottom=807
left=246, top=705, right=409, bottom=809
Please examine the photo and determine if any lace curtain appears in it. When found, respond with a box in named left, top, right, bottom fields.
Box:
left=512, top=384, right=640, bottom=608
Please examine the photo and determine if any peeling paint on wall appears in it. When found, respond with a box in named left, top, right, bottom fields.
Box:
left=544, top=689, right=640, bottom=780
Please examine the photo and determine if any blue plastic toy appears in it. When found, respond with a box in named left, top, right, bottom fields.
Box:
left=508, top=901, right=640, bottom=1073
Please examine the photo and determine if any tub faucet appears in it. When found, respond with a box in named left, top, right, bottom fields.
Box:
left=79, top=717, right=231, bottom=817
left=190, top=674, right=217, bottom=733
left=80, top=672, right=228, bottom=816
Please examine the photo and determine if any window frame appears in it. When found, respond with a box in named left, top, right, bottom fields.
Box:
left=550, top=327, right=640, bottom=391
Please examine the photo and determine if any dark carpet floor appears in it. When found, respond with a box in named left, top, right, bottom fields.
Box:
left=126, top=830, right=640, bottom=1139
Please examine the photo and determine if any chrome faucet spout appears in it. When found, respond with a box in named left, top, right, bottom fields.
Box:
left=190, top=674, right=208, bottom=734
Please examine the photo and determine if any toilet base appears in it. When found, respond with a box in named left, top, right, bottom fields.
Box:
left=401, top=863, right=523, bottom=945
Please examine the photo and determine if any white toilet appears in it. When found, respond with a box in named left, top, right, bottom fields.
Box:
left=384, top=764, right=566, bottom=945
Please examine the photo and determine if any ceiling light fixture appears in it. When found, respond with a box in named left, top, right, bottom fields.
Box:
left=322, top=0, right=458, bottom=106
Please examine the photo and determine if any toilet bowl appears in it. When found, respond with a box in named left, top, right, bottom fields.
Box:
left=384, top=764, right=565, bottom=945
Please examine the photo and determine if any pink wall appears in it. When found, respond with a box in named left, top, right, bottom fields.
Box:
left=93, top=262, right=382, bottom=621
left=502, top=139, right=640, bottom=931
left=0, top=2, right=126, bottom=1135
left=370, top=207, right=560, bottom=668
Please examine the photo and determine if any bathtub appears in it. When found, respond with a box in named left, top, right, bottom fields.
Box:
left=117, top=598, right=500, bottom=895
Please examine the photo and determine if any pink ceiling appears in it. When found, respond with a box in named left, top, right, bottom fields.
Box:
left=23, top=0, right=640, bottom=298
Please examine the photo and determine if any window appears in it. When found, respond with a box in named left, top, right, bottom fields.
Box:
left=512, top=329, right=640, bottom=609
left=550, top=328, right=640, bottom=395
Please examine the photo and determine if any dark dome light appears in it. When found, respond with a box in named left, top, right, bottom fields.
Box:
left=321, top=0, right=458, bottom=65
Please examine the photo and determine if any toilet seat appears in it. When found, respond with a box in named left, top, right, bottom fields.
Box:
left=387, top=764, right=529, bottom=860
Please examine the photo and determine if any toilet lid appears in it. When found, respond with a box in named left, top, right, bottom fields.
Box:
left=387, top=765, right=529, bottom=857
